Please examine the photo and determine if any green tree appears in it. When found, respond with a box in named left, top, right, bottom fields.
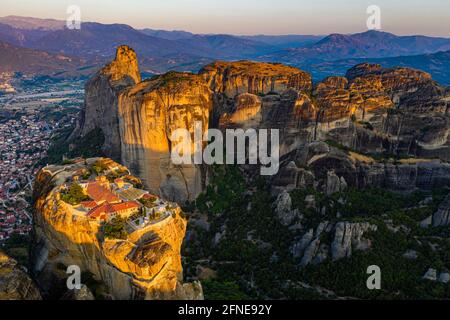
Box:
left=103, top=216, right=127, bottom=240
left=61, top=183, right=90, bottom=205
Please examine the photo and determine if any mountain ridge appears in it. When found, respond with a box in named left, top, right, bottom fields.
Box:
left=260, top=30, right=450, bottom=64
left=0, top=40, right=91, bottom=76
left=0, top=16, right=449, bottom=82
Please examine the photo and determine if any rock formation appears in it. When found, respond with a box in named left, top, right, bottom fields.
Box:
left=273, top=190, right=299, bottom=226
left=74, top=46, right=450, bottom=202
left=31, top=158, right=203, bottom=300
left=330, top=222, right=377, bottom=260
left=73, top=46, right=211, bottom=203
left=200, top=60, right=312, bottom=98
left=73, top=45, right=142, bottom=160
left=271, top=141, right=450, bottom=195
left=61, top=284, right=95, bottom=300
left=118, top=72, right=211, bottom=203
left=420, top=193, right=450, bottom=227
left=0, top=251, right=42, bottom=300
left=290, top=221, right=377, bottom=266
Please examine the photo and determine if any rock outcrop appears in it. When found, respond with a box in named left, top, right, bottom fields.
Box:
left=422, top=268, right=438, bottom=281
left=200, top=60, right=312, bottom=98
left=0, top=251, right=42, bottom=300
left=75, top=46, right=211, bottom=203
left=292, top=222, right=330, bottom=266
left=330, top=222, right=377, bottom=260
left=61, top=284, right=95, bottom=300
left=31, top=158, right=203, bottom=300
left=118, top=72, right=211, bottom=203
left=290, top=221, right=376, bottom=266
left=420, top=193, right=450, bottom=228
left=273, top=190, right=299, bottom=226
left=73, top=45, right=142, bottom=160
left=439, top=272, right=450, bottom=284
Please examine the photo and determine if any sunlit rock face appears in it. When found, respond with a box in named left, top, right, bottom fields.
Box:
left=0, top=251, right=42, bottom=300
left=200, top=60, right=312, bottom=98
left=118, top=72, right=211, bottom=203
left=203, top=61, right=315, bottom=158
left=312, top=63, right=450, bottom=158
left=80, top=53, right=315, bottom=201
left=31, top=158, right=203, bottom=300
left=219, top=93, right=262, bottom=129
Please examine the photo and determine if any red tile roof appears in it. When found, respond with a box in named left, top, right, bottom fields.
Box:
left=86, top=203, right=114, bottom=220
left=142, top=193, right=158, bottom=200
left=112, top=201, right=140, bottom=212
left=80, top=200, right=98, bottom=209
left=86, top=201, right=141, bottom=220
left=86, top=181, right=120, bottom=204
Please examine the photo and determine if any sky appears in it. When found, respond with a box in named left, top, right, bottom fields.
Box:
left=0, top=0, right=449, bottom=36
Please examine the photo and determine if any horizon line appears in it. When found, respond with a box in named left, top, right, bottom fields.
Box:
left=1, top=14, right=449, bottom=39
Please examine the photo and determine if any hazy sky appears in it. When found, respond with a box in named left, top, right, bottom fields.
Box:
left=0, top=0, right=449, bottom=36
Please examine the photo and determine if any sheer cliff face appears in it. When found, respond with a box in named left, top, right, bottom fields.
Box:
left=78, top=46, right=141, bottom=160
left=79, top=46, right=211, bottom=203
left=0, top=251, right=42, bottom=300
left=31, top=159, right=203, bottom=300
left=78, top=47, right=449, bottom=202
left=118, top=73, right=211, bottom=203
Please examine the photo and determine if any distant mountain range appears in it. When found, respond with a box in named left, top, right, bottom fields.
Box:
left=258, top=30, right=450, bottom=64
left=139, top=28, right=195, bottom=40
left=239, top=34, right=324, bottom=49
left=140, top=28, right=324, bottom=49
left=0, top=15, right=65, bottom=30
left=0, top=15, right=449, bottom=84
left=0, top=40, right=93, bottom=76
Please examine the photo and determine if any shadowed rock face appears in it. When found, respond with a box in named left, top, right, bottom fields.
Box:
left=31, top=158, right=203, bottom=300
left=0, top=251, right=42, bottom=300
left=73, top=45, right=142, bottom=160
left=76, top=47, right=450, bottom=201
left=421, top=193, right=450, bottom=228
left=270, top=142, right=450, bottom=195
